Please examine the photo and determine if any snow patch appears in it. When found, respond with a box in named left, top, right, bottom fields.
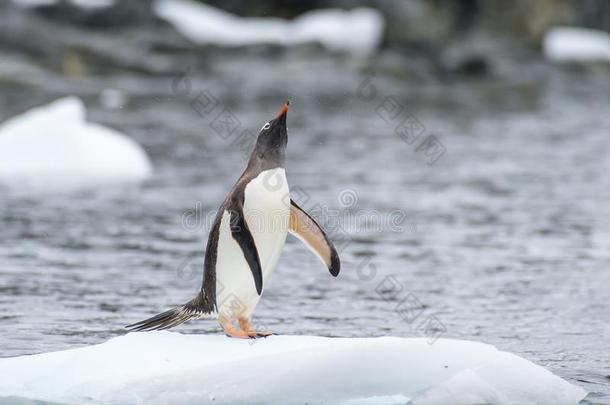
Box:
left=153, top=0, right=384, bottom=57
left=544, top=27, right=610, bottom=63
left=0, top=333, right=587, bottom=404
left=0, top=97, right=152, bottom=190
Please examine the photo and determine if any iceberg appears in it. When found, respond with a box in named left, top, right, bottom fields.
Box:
left=0, top=332, right=587, bottom=404
left=0, top=97, right=152, bottom=190
left=153, top=0, right=384, bottom=57
left=544, top=27, right=610, bottom=63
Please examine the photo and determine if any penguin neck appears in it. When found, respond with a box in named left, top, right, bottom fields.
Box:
left=246, top=143, right=286, bottom=173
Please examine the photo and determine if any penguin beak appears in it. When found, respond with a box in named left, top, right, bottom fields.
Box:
left=276, top=101, right=290, bottom=123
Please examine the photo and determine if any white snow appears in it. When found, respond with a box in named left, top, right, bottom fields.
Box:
left=0, top=332, right=587, bottom=405
left=544, top=26, right=610, bottom=63
left=153, top=0, right=384, bottom=57
left=0, top=97, right=152, bottom=190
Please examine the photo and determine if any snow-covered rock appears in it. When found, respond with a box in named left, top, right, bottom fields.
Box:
left=153, top=0, right=384, bottom=57
left=0, top=332, right=587, bottom=405
left=0, top=97, right=152, bottom=190
left=544, top=27, right=610, bottom=63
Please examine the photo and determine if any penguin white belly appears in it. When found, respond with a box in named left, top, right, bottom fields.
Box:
left=215, top=168, right=290, bottom=319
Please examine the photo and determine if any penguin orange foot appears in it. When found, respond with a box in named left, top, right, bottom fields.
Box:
left=238, top=317, right=274, bottom=338
left=218, top=317, right=272, bottom=339
left=126, top=101, right=341, bottom=337
left=219, top=317, right=255, bottom=339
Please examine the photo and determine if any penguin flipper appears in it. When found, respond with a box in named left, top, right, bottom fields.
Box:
left=288, top=199, right=340, bottom=277
left=229, top=204, right=264, bottom=295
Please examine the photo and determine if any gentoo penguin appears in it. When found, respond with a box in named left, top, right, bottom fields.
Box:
left=127, top=101, right=340, bottom=338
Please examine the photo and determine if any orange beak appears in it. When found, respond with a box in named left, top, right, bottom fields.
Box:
left=277, top=100, right=290, bottom=118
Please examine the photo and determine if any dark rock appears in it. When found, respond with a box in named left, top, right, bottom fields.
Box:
left=24, top=0, right=157, bottom=28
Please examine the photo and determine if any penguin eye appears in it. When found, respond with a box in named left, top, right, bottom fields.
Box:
left=261, top=122, right=271, bottom=131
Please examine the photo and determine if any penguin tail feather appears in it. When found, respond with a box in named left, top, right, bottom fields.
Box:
left=126, top=292, right=216, bottom=332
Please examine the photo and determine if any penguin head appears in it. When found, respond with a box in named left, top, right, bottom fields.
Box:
left=251, top=101, right=289, bottom=163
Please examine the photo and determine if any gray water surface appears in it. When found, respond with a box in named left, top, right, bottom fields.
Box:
left=0, top=57, right=609, bottom=402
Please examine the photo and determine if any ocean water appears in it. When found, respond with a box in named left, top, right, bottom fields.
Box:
left=0, top=55, right=608, bottom=402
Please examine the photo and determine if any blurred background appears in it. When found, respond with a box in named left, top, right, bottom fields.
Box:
left=0, top=0, right=609, bottom=402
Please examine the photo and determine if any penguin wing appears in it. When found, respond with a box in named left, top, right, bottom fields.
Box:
left=228, top=200, right=264, bottom=295
left=288, top=199, right=340, bottom=276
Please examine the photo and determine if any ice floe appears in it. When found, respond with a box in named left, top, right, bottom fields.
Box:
left=0, top=97, right=151, bottom=190
left=153, top=0, right=384, bottom=57
left=544, top=26, right=610, bottom=63
left=0, top=332, right=587, bottom=405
